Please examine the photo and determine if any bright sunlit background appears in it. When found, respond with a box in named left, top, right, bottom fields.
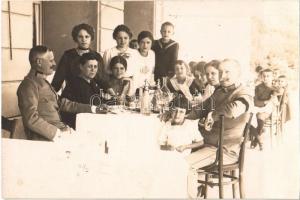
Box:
left=154, top=0, right=298, bottom=85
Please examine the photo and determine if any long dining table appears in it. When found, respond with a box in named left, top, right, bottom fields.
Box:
left=2, top=112, right=200, bottom=198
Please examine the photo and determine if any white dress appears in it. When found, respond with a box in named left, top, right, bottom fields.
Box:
left=133, top=50, right=155, bottom=89
left=103, top=46, right=140, bottom=77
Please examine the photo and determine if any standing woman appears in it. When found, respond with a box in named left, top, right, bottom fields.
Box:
left=51, top=23, right=104, bottom=92
left=103, top=24, right=139, bottom=79
left=134, top=30, right=155, bottom=89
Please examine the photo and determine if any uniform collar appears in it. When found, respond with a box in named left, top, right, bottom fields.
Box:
left=28, top=69, right=47, bottom=80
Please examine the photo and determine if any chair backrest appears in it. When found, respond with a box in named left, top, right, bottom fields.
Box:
left=218, top=115, right=225, bottom=176
left=217, top=113, right=253, bottom=171
left=238, top=113, right=254, bottom=172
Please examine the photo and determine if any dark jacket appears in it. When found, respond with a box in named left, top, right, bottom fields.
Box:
left=51, top=48, right=104, bottom=92
left=61, top=76, right=107, bottom=129
left=152, top=39, right=179, bottom=81
left=254, top=83, right=275, bottom=107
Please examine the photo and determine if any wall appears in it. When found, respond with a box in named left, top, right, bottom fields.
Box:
left=154, top=0, right=254, bottom=82
left=2, top=1, right=33, bottom=117
left=99, top=0, right=124, bottom=53
left=42, top=1, right=98, bottom=64
left=124, top=1, right=154, bottom=39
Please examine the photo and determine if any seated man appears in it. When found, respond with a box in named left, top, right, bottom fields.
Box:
left=173, top=59, right=253, bottom=198
left=17, top=46, right=103, bottom=141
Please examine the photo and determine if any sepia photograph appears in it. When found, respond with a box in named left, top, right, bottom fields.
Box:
left=1, top=0, right=299, bottom=199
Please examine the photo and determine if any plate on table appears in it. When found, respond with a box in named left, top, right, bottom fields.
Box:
left=107, top=105, right=126, bottom=114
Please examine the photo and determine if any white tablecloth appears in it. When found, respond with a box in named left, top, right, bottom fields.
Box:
left=2, top=113, right=200, bottom=198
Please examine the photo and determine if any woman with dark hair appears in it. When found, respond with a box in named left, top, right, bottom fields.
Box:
left=103, top=24, right=139, bottom=79
left=134, top=30, right=155, bottom=89
left=60, top=52, right=107, bottom=129
left=106, top=56, right=135, bottom=105
left=192, top=61, right=207, bottom=90
left=51, top=23, right=104, bottom=92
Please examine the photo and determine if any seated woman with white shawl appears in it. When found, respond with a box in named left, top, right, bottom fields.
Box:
left=167, top=60, right=202, bottom=112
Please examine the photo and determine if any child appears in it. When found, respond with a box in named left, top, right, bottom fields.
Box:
left=252, top=68, right=278, bottom=150
left=152, top=21, right=179, bottom=82
left=61, top=52, right=107, bottom=129
left=129, top=39, right=139, bottom=49
left=274, top=75, right=291, bottom=124
left=103, top=24, right=139, bottom=79
left=254, top=65, right=263, bottom=85
left=192, top=61, right=207, bottom=90
left=166, top=60, right=202, bottom=112
left=188, top=61, right=198, bottom=74
left=106, top=56, right=135, bottom=105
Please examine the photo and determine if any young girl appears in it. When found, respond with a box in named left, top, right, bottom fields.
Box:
left=192, top=61, right=207, bottom=91
left=103, top=24, right=139, bottom=79
left=61, top=52, right=107, bottom=129
left=134, top=31, right=155, bottom=89
left=106, top=56, right=135, bottom=105
left=167, top=60, right=202, bottom=111
left=51, top=23, right=104, bottom=92
left=185, top=60, right=220, bottom=121
left=202, top=60, right=220, bottom=99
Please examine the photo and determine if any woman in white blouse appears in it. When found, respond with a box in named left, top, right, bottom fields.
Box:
left=134, top=31, right=156, bottom=89
left=103, top=24, right=139, bottom=79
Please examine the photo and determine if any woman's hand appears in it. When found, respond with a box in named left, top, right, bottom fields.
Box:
left=122, top=76, right=135, bottom=96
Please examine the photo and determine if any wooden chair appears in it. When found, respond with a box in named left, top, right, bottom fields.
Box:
left=264, top=91, right=286, bottom=146
left=2, top=116, right=17, bottom=138
left=2, top=116, right=26, bottom=139
left=196, top=113, right=254, bottom=199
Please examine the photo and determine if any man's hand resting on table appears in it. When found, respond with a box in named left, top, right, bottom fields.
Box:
left=53, top=126, right=75, bottom=142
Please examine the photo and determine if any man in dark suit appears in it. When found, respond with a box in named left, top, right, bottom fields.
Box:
left=17, top=45, right=102, bottom=141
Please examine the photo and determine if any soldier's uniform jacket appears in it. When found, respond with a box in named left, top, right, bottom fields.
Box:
left=17, top=69, right=92, bottom=141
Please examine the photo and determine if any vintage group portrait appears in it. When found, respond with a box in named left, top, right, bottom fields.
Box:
left=1, top=0, right=299, bottom=199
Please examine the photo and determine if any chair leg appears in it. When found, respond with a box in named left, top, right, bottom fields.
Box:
left=231, top=170, right=237, bottom=198
left=239, top=173, right=245, bottom=199
left=219, top=174, right=224, bottom=198
left=204, top=174, right=209, bottom=199
left=270, top=119, right=273, bottom=148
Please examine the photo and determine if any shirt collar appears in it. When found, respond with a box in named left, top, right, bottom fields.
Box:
left=221, top=83, right=237, bottom=93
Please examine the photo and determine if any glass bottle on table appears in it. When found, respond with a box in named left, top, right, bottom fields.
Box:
left=140, top=80, right=151, bottom=115
left=152, top=79, right=163, bottom=113
left=160, top=77, right=171, bottom=112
